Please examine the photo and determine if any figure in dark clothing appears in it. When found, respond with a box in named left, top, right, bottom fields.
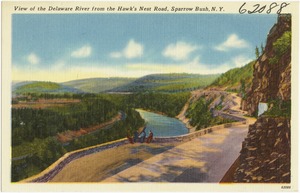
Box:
left=133, top=131, right=139, bottom=143
left=127, top=130, right=134, bottom=144
left=146, top=130, right=153, bottom=143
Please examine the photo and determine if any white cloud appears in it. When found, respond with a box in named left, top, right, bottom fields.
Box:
left=71, top=45, right=92, bottom=58
left=231, top=55, right=252, bottom=67
left=110, top=39, right=143, bottom=59
left=214, top=34, right=249, bottom=52
left=27, top=53, right=40, bottom=65
left=124, top=39, right=143, bottom=58
left=163, top=41, right=199, bottom=61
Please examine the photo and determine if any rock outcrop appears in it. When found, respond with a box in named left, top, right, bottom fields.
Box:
left=233, top=14, right=291, bottom=183
left=241, top=14, right=291, bottom=116
left=234, top=117, right=290, bottom=183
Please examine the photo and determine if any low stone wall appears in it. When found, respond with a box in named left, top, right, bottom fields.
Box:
left=23, top=138, right=129, bottom=183
left=24, top=113, right=247, bottom=183
left=214, top=110, right=247, bottom=122
left=154, top=121, right=246, bottom=143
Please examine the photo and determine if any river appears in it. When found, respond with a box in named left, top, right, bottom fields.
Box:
left=136, top=109, right=188, bottom=137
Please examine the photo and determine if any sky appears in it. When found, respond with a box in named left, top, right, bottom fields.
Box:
left=12, top=14, right=277, bottom=82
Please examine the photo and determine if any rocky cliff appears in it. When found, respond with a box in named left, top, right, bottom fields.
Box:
left=241, top=14, right=291, bottom=116
left=234, top=117, right=290, bottom=182
left=233, top=14, right=291, bottom=183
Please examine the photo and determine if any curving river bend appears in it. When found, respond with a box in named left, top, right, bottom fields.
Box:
left=136, top=109, right=188, bottom=137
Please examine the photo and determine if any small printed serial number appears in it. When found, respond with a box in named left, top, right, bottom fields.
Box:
left=239, top=2, right=290, bottom=14
left=281, top=185, right=291, bottom=189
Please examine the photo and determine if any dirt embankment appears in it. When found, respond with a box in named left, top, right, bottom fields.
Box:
left=12, top=98, right=80, bottom=109
left=57, top=112, right=123, bottom=143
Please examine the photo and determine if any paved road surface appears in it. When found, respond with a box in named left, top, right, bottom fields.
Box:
left=102, top=125, right=248, bottom=182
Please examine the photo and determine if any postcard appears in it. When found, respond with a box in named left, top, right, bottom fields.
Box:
left=1, top=1, right=299, bottom=192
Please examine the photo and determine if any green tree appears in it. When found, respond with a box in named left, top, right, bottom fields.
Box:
left=255, top=46, right=260, bottom=59
left=240, top=79, right=246, bottom=99
left=269, top=31, right=291, bottom=65
left=260, top=43, right=264, bottom=54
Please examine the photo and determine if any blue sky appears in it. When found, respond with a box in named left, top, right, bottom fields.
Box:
left=12, top=14, right=277, bottom=82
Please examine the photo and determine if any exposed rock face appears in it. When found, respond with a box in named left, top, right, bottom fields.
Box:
left=242, top=14, right=291, bottom=116
left=234, top=14, right=292, bottom=183
left=234, top=117, right=290, bottom=183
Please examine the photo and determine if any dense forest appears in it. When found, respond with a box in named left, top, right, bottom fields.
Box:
left=210, top=61, right=254, bottom=96
left=12, top=99, right=118, bottom=146
left=123, top=92, right=190, bottom=117
left=12, top=107, right=145, bottom=182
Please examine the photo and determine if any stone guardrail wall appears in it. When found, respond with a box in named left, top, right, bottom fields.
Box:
left=23, top=112, right=247, bottom=183
left=214, top=110, right=247, bottom=122
left=153, top=120, right=247, bottom=143
left=23, top=138, right=129, bottom=183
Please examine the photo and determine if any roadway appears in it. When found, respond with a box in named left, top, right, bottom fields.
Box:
left=102, top=124, right=249, bottom=182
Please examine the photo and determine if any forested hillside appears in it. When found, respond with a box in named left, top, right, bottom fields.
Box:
left=62, top=77, right=136, bottom=93
left=124, top=92, right=190, bottom=117
left=210, top=61, right=254, bottom=95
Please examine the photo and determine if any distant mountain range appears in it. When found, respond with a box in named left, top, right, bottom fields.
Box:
left=12, top=73, right=220, bottom=95
left=12, top=65, right=256, bottom=95
left=108, top=73, right=219, bottom=93
left=62, top=77, right=136, bottom=93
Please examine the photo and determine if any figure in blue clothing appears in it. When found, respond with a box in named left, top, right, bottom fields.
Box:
left=139, top=129, right=146, bottom=143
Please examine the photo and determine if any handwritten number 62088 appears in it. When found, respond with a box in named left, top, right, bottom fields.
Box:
left=239, top=2, right=290, bottom=14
